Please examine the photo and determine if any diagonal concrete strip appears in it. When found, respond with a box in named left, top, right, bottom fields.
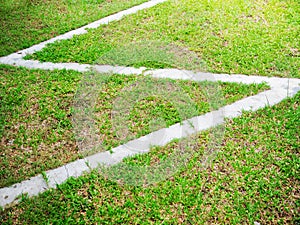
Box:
left=0, top=0, right=167, bottom=61
left=1, top=73, right=299, bottom=208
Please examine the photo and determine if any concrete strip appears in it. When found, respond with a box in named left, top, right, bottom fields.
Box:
left=0, top=58, right=147, bottom=74
left=46, top=159, right=90, bottom=188
left=1, top=55, right=299, bottom=96
left=1, top=76, right=299, bottom=208
left=4, top=61, right=295, bottom=95
left=94, top=65, right=146, bottom=75
left=0, top=175, right=48, bottom=208
left=0, top=59, right=92, bottom=72
left=145, top=68, right=300, bottom=90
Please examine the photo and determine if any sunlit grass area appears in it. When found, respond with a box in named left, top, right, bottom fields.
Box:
left=1, top=92, right=299, bottom=224
left=0, top=65, right=267, bottom=187
left=0, top=0, right=299, bottom=223
left=27, top=0, right=300, bottom=78
left=0, top=0, right=147, bottom=56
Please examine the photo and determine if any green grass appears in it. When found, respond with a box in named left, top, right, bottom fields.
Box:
left=0, top=65, right=82, bottom=187
left=0, top=0, right=148, bottom=56
left=0, top=64, right=269, bottom=188
left=1, top=0, right=299, bottom=223
left=1, top=92, right=298, bottom=224
left=91, top=73, right=269, bottom=151
left=27, top=0, right=300, bottom=78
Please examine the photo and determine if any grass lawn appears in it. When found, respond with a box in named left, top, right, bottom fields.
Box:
left=27, top=0, right=300, bottom=78
left=0, top=0, right=148, bottom=56
left=1, top=92, right=299, bottom=224
left=0, top=64, right=268, bottom=188
left=0, top=0, right=299, bottom=224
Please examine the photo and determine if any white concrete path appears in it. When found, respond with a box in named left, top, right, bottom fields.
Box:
left=0, top=0, right=167, bottom=63
left=0, top=0, right=299, bottom=209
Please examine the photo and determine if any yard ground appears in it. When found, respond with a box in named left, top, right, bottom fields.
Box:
left=0, top=0, right=299, bottom=224
left=0, top=0, right=147, bottom=56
